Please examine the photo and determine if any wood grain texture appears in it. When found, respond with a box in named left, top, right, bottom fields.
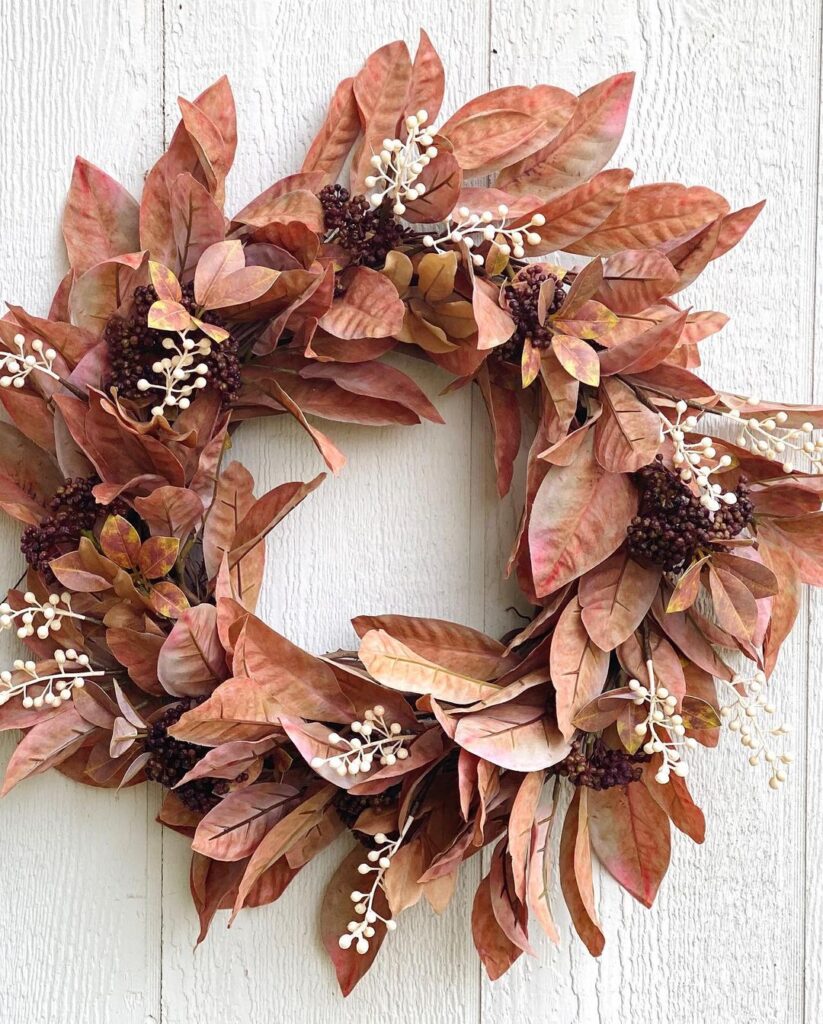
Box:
left=0, top=3, right=165, bottom=1023
left=0, top=0, right=819, bottom=1021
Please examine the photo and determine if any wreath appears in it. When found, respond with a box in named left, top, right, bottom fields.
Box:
left=0, top=31, right=818, bottom=995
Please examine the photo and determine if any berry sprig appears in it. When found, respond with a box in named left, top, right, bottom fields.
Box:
left=0, top=649, right=100, bottom=709
left=0, top=591, right=98, bottom=641
left=136, top=331, right=211, bottom=418
left=364, top=110, right=438, bottom=215
left=660, top=400, right=739, bottom=513
left=422, top=204, right=546, bottom=266
left=0, top=333, right=59, bottom=389
left=718, top=670, right=792, bottom=789
left=338, top=816, right=414, bottom=955
left=726, top=405, right=822, bottom=473
left=629, top=667, right=698, bottom=785
left=311, top=706, right=413, bottom=778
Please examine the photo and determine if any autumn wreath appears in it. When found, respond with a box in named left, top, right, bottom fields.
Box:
left=0, top=31, right=818, bottom=995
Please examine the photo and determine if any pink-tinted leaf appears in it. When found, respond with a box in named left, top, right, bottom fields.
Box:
left=587, top=781, right=671, bottom=907
left=558, top=788, right=604, bottom=955
left=300, top=362, right=443, bottom=424
left=578, top=549, right=660, bottom=652
left=599, top=310, right=686, bottom=377
left=641, top=759, right=705, bottom=843
left=519, top=168, right=634, bottom=253
left=708, top=565, right=758, bottom=641
left=358, top=629, right=502, bottom=705
left=194, top=239, right=245, bottom=306
left=1, top=705, right=98, bottom=794
left=402, top=152, right=462, bottom=223
left=169, top=676, right=284, bottom=746
left=62, top=157, right=139, bottom=274
left=596, top=249, right=679, bottom=314
left=444, top=109, right=548, bottom=175
left=528, top=436, right=638, bottom=598
left=405, top=29, right=445, bottom=121
left=319, top=267, right=404, bottom=339
left=157, top=604, right=227, bottom=696
left=472, top=872, right=523, bottom=981
left=233, top=615, right=352, bottom=722
left=498, top=73, right=634, bottom=198
left=351, top=40, right=412, bottom=192
left=192, top=782, right=299, bottom=861
left=477, top=365, right=521, bottom=497
left=594, top=376, right=661, bottom=472
left=550, top=597, right=609, bottom=739
left=570, top=184, right=730, bottom=256
left=473, top=277, right=515, bottom=351
left=454, top=685, right=568, bottom=771
left=170, top=173, right=226, bottom=280
left=134, top=486, right=203, bottom=539
left=712, top=200, right=766, bottom=261
left=301, top=77, right=361, bottom=183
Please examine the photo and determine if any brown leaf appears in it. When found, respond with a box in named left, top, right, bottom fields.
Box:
left=157, top=604, right=227, bottom=696
left=559, top=788, right=604, bottom=955
left=62, top=157, right=139, bottom=275
left=472, top=873, right=523, bottom=981
left=641, top=759, right=705, bottom=843
left=528, top=435, right=638, bottom=598
left=579, top=548, right=661, bottom=650
left=708, top=565, right=758, bottom=641
left=233, top=614, right=353, bottom=722
left=570, top=184, right=730, bottom=256
left=587, top=781, right=671, bottom=907
left=498, top=73, right=634, bottom=198
left=322, top=844, right=389, bottom=995
left=301, top=77, right=361, bottom=183
left=170, top=173, right=226, bottom=279
left=358, top=629, right=503, bottom=705
left=351, top=40, right=412, bottom=192
left=192, top=782, right=299, bottom=861
left=550, top=597, right=609, bottom=739
left=1, top=705, right=99, bottom=794
left=596, top=249, right=679, bottom=314
left=138, top=536, right=179, bottom=579
left=594, top=376, right=661, bottom=472
left=453, top=685, right=568, bottom=771
left=319, top=267, right=404, bottom=339
left=169, top=676, right=284, bottom=746
left=351, top=614, right=513, bottom=681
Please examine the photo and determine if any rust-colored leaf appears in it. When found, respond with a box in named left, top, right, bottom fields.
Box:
left=594, top=376, right=661, bottom=472
left=62, top=157, right=139, bottom=275
left=550, top=597, right=609, bottom=739
left=138, top=535, right=180, bottom=579
left=99, top=514, right=141, bottom=569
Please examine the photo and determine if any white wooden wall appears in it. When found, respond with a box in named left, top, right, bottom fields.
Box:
left=0, top=1, right=819, bottom=1021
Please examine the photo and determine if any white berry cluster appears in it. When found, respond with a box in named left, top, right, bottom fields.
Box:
left=660, top=400, right=739, bottom=514
left=338, top=817, right=413, bottom=955
left=136, top=331, right=210, bottom=418
left=718, top=670, right=792, bottom=789
left=0, top=591, right=93, bottom=641
left=0, top=333, right=59, bottom=389
left=629, top=666, right=697, bottom=785
left=422, top=205, right=546, bottom=267
left=364, top=110, right=438, bottom=215
left=311, top=705, right=412, bottom=778
left=725, top=399, right=821, bottom=474
left=0, top=648, right=103, bottom=709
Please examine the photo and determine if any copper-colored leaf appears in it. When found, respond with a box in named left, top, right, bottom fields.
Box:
left=528, top=436, right=638, bottom=598
left=138, top=535, right=180, bottom=580
left=358, top=629, right=502, bottom=705
left=596, top=249, right=679, bottom=314
left=62, top=157, right=139, bottom=275
left=453, top=685, right=568, bottom=771
left=579, top=548, right=661, bottom=650
left=551, top=335, right=600, bottom=386
left=594, top=376, right=661, bottom=472
left=301, top=77, right=361, bottom=183
left=708, top=565, right=758, bottom=641
left=498, top=73, right=635, bottom=198
left=587, top=780, right=671, bottom=907
left=559, top=788, right=604, bottom=955
left=192, top=782, right=298, bottom=861
left=550, top=597, right=609, bottom=739
left=319, top=267, right=404, bottom=339
left=570, top=184, right=730, bottom=256
left=157, top=604, right=227, bottom=696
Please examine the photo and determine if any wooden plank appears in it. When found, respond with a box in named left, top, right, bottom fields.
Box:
left=481, top=2, right=819, bottom=1022
left=159, top=3, right=490, bottom=1020
left=0, top=2, right=164, bottom=1022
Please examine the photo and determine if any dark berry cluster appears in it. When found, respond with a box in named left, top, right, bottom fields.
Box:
left=500, top=264, right=566, bottom=361
left=555, top=737, right=649, bottom=790
left=627, top=457, right=754, bottom=571
left=103, top=284, right=241, bottom=406
left=144, top=697, right=235, bottom=813
left=335, top=788, right=398, bottom=831
left=319, top=184, right=411, bottom=273
left=20, top=477, right=125, bottom=580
